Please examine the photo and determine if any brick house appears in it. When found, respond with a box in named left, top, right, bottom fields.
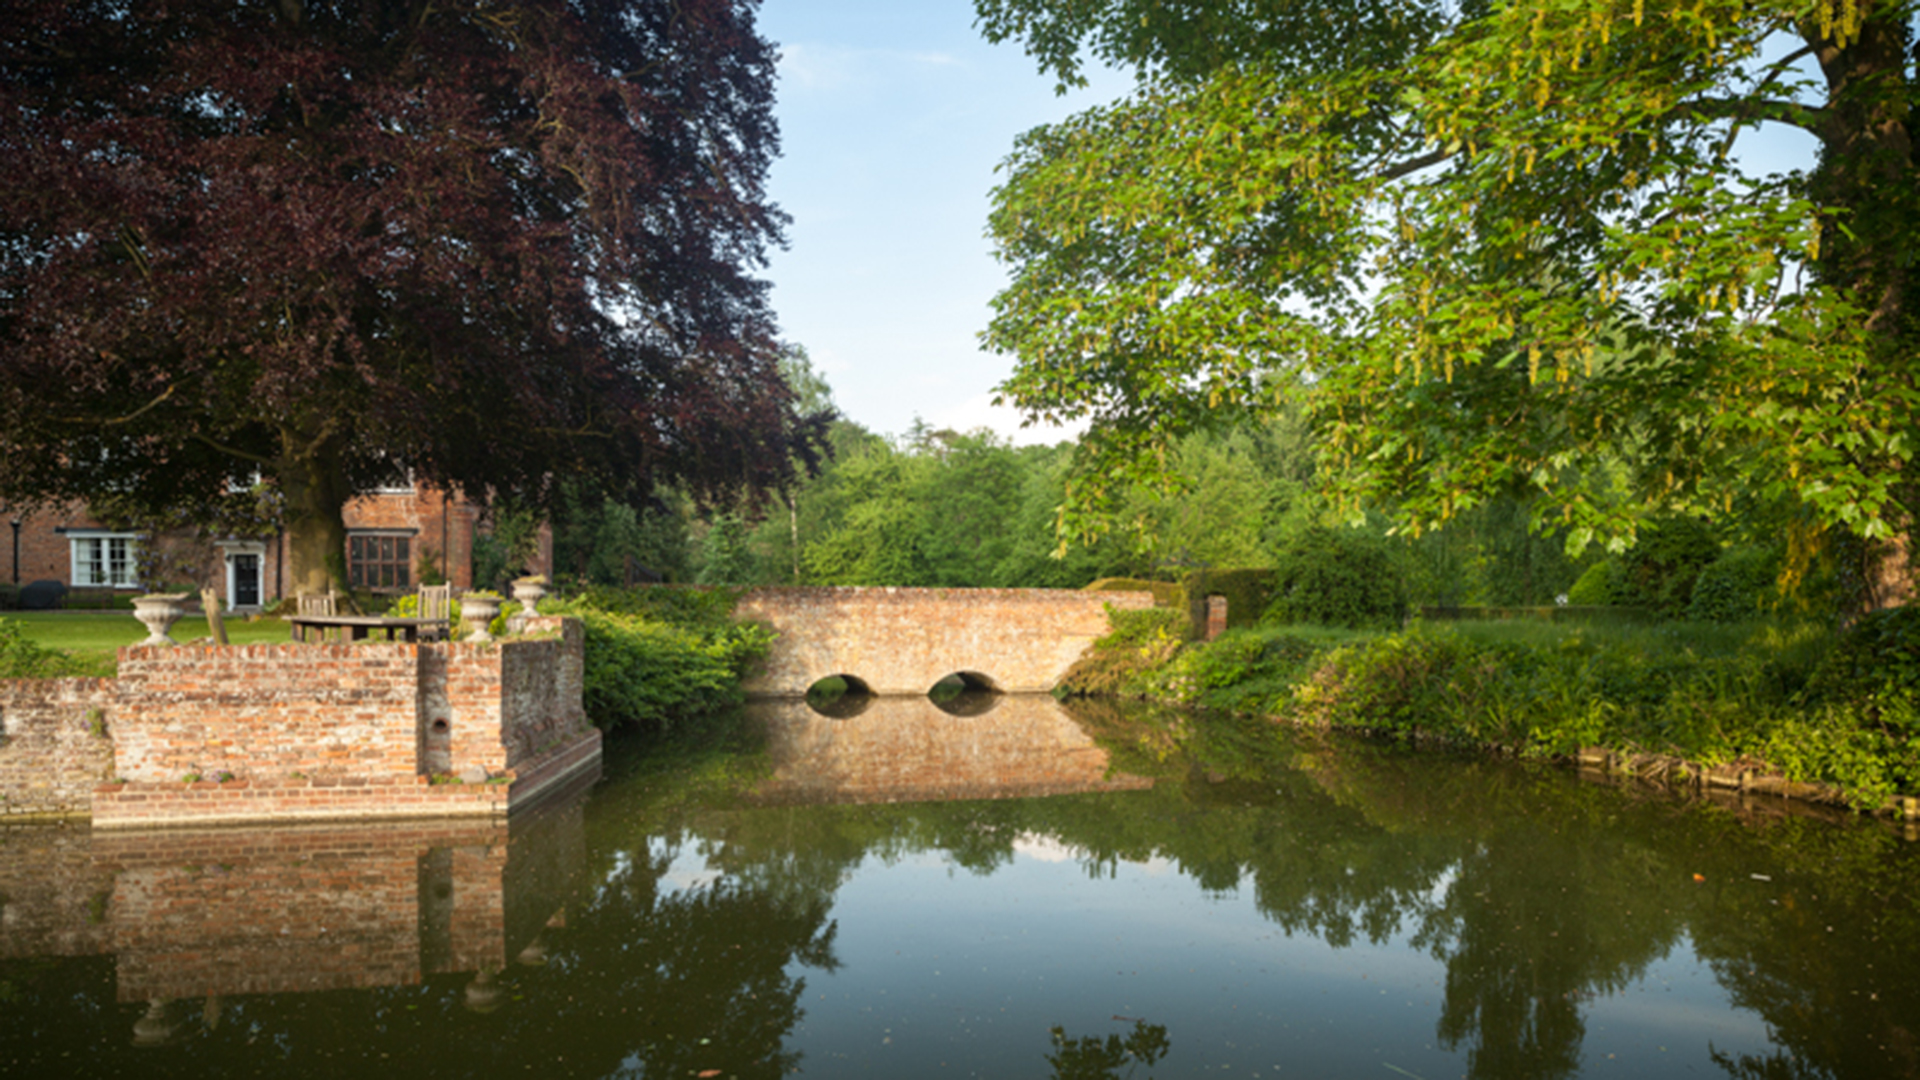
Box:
left=3, top=482, right=550, bottom=611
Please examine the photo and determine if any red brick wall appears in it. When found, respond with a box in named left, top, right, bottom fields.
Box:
left=3, top=616, right=595, bottom=827
left=0, top=677, right=117, bottom=817
left=112, top=643, right=423, bottom=782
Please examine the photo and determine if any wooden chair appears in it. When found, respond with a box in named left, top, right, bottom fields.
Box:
left=294, top=590, right=338, bottom=642
left=417, top=583, right=452, bottom=641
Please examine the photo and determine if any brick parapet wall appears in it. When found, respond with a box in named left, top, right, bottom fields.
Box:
left=0, top=678, right=117, bottom=818
left=1, top=617, right=595, bottom=827
left=113, top=643, right=423, bottom=783
left=736, top=586, right=1156, bottom=696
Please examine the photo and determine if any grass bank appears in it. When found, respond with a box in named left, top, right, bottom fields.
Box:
left=1, top=611, right=296, bottom=677
left=1064, top=606, right=1920, bottom=812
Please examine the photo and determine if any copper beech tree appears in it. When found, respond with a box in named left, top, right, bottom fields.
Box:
left=0, top=0, right=824, bottom=596
left=980, top=0, right=1915, bottom=611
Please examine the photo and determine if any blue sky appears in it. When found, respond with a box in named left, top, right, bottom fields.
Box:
left=755, top=0, right=1127, bottom=444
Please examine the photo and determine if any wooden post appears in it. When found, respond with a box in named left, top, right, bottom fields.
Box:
left=200, top=587, right=229, bottom=645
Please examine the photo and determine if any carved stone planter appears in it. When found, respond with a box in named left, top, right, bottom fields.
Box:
left=461, top=593, right=503, bottom=642
left=511, top=576, right=546, bottom=616
left=131, top=593, right=191, bottom=647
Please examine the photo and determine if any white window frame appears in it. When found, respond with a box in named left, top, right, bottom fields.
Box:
left=69, top=532, right=141, bottom=589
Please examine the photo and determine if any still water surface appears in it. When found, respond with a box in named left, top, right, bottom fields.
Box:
left=2, top=694, right=1916, bottom=1079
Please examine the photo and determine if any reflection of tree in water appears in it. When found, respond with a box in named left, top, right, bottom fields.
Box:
left=1046, top=1019, right=1170, bottom=1080
left=602, top=706, right=1920, bottom=1080
left=557, top=837, right=840, bottom=1080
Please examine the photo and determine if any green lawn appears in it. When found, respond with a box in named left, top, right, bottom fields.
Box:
left=4, top=610, right=293, bottom=660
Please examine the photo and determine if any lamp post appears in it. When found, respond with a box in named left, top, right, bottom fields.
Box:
left=9, top=516, right=19, bottom=585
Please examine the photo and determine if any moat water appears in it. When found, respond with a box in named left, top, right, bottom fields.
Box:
left=2, top=694, right=1916, bottom=1079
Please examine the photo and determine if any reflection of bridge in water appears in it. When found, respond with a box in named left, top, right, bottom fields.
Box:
left=0, top=773, right=592, bottom=1038
left=746, top=694, right=1155, bottom=805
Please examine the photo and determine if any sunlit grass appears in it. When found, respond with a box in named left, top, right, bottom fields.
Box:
left=3, top=610, right=294, bottom=661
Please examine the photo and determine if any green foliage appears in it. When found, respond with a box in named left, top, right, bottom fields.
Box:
left=1565, top=560, right=1619, bottom=606
left=1125, top=615, right=1916, bottom=808
left=1617, top=516, right=1721, bottom=617
left=1184, top=568, right=1278, bottom=638
left=978, top=0, right=1920, bottom=588
left=1262, top=526, right=1407, bottom=628
left=472, top=504, right=542, bottom=594
left=552, top=482, right=692, bottom=586
left=0, top=618, right=95, bottom=679
left=547, top=588, right=773, bottom=732
left=1057, top=605, right=1187, bottom=697
left=1687, top=546, right=1783, bottom=622
left=695, top=513, right=758, bottom=586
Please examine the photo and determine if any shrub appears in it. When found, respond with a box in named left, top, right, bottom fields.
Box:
left=1687, top=546, right=1782, bottom=622
left=1566, top=560, right=1620, bottom=605
left=546, top=588, right=773, bottom=731
left=0, top=618, right=94, bottom=679
left=1058, top=605, right=1186, bottom=697
left=1262, top=526, right=1406, bottom=628
left=1183, top=568, right=1277, bottom=638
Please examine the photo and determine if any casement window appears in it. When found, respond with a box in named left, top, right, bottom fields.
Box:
left=348, top=532, right=412, bottom=590
left=70, top=533, right=140, bottom=588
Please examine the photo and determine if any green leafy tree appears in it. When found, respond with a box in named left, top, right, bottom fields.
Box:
left=979, top=0, right=1917, bottom=613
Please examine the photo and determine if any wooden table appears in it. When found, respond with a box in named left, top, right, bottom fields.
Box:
left=289, top=615, right=446, bottom=643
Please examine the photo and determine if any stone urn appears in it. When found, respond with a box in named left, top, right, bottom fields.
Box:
left=511, top=575, right=546, bottom=616
left=131, top=593, right=191, bottom=647
left=461, top=592, right=503, bottom=642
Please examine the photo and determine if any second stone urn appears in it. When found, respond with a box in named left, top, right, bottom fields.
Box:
left=511, top=575, right=546, bottom=615
left=460, top=592, right=503, bottom=642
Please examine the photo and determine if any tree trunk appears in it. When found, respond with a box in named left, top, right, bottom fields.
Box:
left=1810, top=13, right=1916, bottom=614
left=278, top=433, right=353, bottom=605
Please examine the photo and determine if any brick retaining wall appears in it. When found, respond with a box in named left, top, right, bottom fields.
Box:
left=0, top=616, right=597, bottom=827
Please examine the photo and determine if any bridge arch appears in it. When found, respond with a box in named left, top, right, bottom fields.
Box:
left=736, top=587, right=1155, bottom=698
left=804, top=674, right=874, bottom=720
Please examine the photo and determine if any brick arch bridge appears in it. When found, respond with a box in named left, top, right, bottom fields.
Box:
left=734, top=587, right=1154, bottom=697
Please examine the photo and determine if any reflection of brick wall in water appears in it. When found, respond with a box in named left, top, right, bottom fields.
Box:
left=0, top=826, right=114, bottom=959
left=0, top=791, right=592, bottom=1004
left=89, top=823, right=508, bottom=1002
left=749, top=696, right=1155, bottom=805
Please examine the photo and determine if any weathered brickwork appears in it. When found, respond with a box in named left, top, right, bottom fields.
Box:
left=0, top=678, right=117, bottom=818
left=112, top=643, right=424, bottom=783
left=747, top=695, right=1155, bottom=805
left=735, top=586, right=1155, bottom=696
left=0, top=616, right=597, bottom=827
left=0, top=802, right=588, bottom=1005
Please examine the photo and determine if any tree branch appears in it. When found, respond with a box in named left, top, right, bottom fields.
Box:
left=1377, top=147, right=1450, bottom=183
left=1679, top=95, right=1825, bottom=137
left=56, top=383, right=177, bottom=427
left=192, top=432, right=275, bottom=466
